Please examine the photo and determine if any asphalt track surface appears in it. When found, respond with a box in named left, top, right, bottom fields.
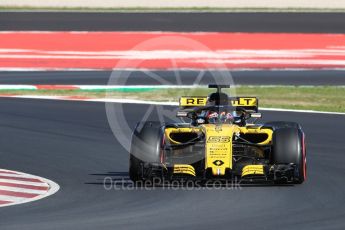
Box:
left=1, top=11, right=344, bottom=230
left=1, top=70, right=344, bottom=85
left=0, top=98, right=344, bottom=230
left=1, top=12, right=345, bottom=33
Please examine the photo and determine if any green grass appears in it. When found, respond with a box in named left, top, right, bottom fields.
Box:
left=236, top=86, right=345, bottom=112
left=0, top=86, right=344, bottom=112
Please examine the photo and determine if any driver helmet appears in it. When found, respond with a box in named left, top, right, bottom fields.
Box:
left=206, top=111, right=218, bottom=123
left=206, top=111, right=234, bottom=124
left=220, top=111, right=234, bottom=124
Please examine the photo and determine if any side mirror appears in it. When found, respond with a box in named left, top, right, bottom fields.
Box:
left=250, top=113, right=262, bottom=118
left=177, top=111, right=188, bottom=117
left=176, top=110, right=197, bottom=120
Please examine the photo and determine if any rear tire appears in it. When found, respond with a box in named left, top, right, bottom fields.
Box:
left=129, top=121, right=163, bottom=182
left=272, top=127, right=306, bottom=184
left=129, top=154, right=144, bottom=182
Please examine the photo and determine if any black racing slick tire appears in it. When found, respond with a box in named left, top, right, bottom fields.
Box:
left=129, top=121, right=163, bottom=182
left=272, top=127, right=307, bottom=184
left=129, top=154, right=143, bottom=182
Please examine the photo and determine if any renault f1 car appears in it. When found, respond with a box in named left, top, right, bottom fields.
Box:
left=129, top=85, right=306, bottom=184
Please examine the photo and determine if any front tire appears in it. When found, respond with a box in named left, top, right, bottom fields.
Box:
left=272, top=127, right=306, bottom=184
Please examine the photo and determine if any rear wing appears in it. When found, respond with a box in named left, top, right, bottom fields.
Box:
left=179, top=96, right=258, bottom=113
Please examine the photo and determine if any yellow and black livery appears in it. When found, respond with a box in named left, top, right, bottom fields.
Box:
left=129, top=85, right=306, bottom=184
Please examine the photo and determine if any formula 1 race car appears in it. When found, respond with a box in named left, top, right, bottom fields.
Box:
left=129, top=85, right=306, bottom=184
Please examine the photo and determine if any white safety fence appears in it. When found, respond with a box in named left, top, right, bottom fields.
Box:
left=1, top=0, right=345, bottom=9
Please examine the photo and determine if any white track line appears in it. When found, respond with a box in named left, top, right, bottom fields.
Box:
left=0, top=186, right=47, bottom=194
left=0, top=195, right=27, bottom=203
left=0, top=85, right=37, bottom=90
left=260, top=107, right=345, bottom=115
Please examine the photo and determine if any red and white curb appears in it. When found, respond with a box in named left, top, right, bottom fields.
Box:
left=0, top=84, right=199, bottom=90
left=1, top=32, right=345, bottom=70
left=0, top=169, right=59, bottom=207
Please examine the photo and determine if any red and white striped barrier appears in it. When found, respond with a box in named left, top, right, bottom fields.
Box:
left=0, top=169, right=59, bottom=207
left=0, top=32, right=345, bottom=70
left=0, top=84, right=206, bottom=90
